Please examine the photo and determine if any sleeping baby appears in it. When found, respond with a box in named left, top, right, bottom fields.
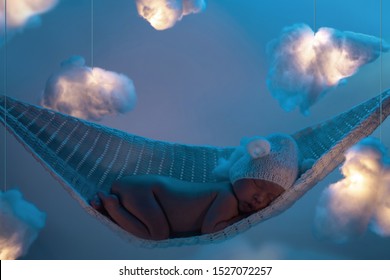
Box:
left=90, top=134, right=300, bottom=240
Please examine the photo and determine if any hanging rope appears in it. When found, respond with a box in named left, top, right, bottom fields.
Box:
left=3, top=0, right=8, bottom=191
left=313, top=0, right=317, bottom=32
left=379, top=0, right=383, bottom=142
left=91, top=0, right=94, bottom=68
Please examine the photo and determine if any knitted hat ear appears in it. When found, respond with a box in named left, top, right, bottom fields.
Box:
left=213, top=145, right=245, bottom=180
left=229, top=134, right=299, bottom=189
left=214, top=137, right=271, bottom=179
left=245, top=137, right=271, bottom=159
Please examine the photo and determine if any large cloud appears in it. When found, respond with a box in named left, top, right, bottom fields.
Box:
left=0, top=189, right=46, bottom=260
left=135, top=0, right=206, bottom=30
left=0, top=0, right=58, bottom=44
left=42, top=56, right=137, bottom=121
left=267, top=23, right=389, bottom=114
left=314, top=138, right=390, bottom=243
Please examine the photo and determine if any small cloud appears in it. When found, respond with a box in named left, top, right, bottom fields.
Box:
left=0, top=189, right=46, bottom=260
left=0, top=0, right=58, bottom=44
left=267, top=23, right=389, bottom=114
left=42, top=56, right=137, bottom=121
left=135, top=0, right=206, bottom=30
left=314, top=138, right=390, bottom=243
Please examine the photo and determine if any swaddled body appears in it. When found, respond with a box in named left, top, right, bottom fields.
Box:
left=91, top=134, right=299, bottom=240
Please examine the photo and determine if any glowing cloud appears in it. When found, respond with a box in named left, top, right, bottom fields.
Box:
left=135, top=0, right=206, bottom=30
left=267, top=23, right=390, bottom=114
left=314, top=138, right=390, bottom=243
left=0, top=189, right=46, bottom=260
left=0, top=0, right=58, bottom=43
left=42, top=56, right=137, bottom=121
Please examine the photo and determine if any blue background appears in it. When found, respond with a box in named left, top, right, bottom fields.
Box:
left=1, top=0, right=390, bottom=259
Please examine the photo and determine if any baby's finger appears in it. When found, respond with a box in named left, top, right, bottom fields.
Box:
left=98, top=192, right=120, bottom=208
left=90, top=194, right=103, bottom=210
left=98, top=192, right=145, bottom=233
left=90, top=193, right=113, bottom=218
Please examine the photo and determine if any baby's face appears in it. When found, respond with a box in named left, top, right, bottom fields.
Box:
left=232, top=179, right=285, bottom=213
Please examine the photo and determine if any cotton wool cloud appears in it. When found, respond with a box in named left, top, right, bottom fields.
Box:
left=0, top=189, right=46, bottom=260
left=42, top=56, right=137, bottom=121
left=267, top=23, right=389, bottom=114
left=135, top=0, right=206, bottom=30
left=0, top=0, right=58, bottom=43
left=314, top=138, right=390, bottom=243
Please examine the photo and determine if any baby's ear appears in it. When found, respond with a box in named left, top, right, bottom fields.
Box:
left=245, top=137, right=271, bottom=159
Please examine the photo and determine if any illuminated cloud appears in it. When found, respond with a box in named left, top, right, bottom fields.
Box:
left=42, top=56, right=137, bottom=121
left=135, top=0, right=206, bottom=30
left=314, top=138, right=390, bottom=243
left=267, top=23, right=390, bottom=114
left=0, top=189, right=46, bottom=260
left=371, top=167, right=390, bottom=237
left=0, top=0, right=58, bottom=43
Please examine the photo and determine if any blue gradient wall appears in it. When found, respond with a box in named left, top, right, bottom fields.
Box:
left=0, top=0, right=389, bottom=259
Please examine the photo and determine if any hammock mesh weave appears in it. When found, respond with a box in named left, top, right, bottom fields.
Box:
left=1, top=90, right=390, bottom=247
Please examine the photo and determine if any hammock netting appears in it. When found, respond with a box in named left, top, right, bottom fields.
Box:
left=1, top=90, right=390, bottom=247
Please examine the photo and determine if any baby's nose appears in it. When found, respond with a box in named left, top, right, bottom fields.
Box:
left=253, top=193, right=270, bottom=208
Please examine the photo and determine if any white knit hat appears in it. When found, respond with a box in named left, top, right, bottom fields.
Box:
left=229, top=134, right=299, bottom=189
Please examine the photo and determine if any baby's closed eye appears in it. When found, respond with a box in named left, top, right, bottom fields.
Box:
left=267, top=193, right=277, bottom=201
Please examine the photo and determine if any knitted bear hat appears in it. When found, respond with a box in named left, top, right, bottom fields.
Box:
left=229, top=134, right=299, bottom=189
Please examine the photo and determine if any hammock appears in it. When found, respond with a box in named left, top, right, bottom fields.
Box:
left=1, top=90, right=390, bottom=248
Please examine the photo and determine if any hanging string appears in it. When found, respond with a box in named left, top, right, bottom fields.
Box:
left=3, top=0, right=8, bottom=191
left=379, top=0, right=383, bottom=142
left=313, top=0, right=317, bottom=32
left=91, top=0, right=94, bottom=68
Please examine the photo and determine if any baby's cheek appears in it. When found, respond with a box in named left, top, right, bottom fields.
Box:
left=266, top=193, right=278, bottom=204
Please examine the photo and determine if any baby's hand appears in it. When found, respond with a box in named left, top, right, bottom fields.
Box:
left=90, top=193, right=104, bottom=212
left=90, top=192, right=119, bottom=220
